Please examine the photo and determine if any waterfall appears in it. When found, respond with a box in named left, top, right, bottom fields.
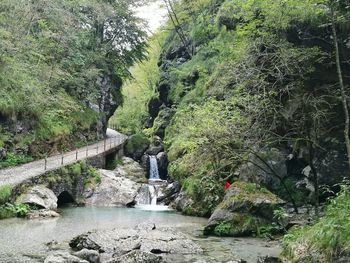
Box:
left=148, top=185, right=157, bottom=205
left=149, top=155, right=160, bottom=180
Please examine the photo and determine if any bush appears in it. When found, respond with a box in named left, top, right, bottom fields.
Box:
left=0, top=203, right=30, bottom=219
left=282, top=185, right=350, bottom=262
left=0, top=153, right=34, bottom=169
left=0, top=185, right=12, bottom=205
left=124, top=133, right=150, bottom=158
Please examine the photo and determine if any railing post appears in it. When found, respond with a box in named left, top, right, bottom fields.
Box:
left=44, top=156, right=47, bottom=171
left=96, top=145, right=99, bottom=153
left=61, top=152, right=64, bottom=165
left=76, top=148, right=78, bottom=160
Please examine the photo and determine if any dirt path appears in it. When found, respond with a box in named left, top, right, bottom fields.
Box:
left=0, top=132, right=127, bottom=187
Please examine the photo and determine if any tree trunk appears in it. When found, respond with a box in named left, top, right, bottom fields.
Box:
left=330, top=6, right=350, bottom=169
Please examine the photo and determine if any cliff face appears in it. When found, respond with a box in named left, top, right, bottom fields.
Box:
left=0, top=0, right=146, bottom=164
left=145, top=0, right=350, bottom=216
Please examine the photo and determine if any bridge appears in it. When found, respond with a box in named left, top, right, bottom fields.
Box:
left=0, top=130, right=128, bottom=187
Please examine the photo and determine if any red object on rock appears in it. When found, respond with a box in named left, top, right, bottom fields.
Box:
left=224, top=181, right=231, bottom=191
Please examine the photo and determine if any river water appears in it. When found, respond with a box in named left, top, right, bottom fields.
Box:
left=0, top=207, right=280, bottom=263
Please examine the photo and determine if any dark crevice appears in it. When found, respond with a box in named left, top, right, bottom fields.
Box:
left=57, top=191, right=75, bottom=207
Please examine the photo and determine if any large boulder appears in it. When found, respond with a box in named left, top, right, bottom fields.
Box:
left=69, top=223, right=202, bottom=262
left=124, top=134, right=150, bottom=161
left=18, top=185, right=58, bottom=210
left=204, top=181, right=284, bottom=237
left=84, top=169, right=141, bottom=207
left=114, top=157, right=147, bottom=183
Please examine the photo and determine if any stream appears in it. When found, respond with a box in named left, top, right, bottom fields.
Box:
left=0, top=207, right=280, bottom=263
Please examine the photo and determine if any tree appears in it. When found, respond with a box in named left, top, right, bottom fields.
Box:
left=328, top=0, right=350, bottom=168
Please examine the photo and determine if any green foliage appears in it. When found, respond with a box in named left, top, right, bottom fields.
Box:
left=85, top=166, right=101, bottom=187
left=106, top=159, right=123, bottom=170
left=0, top=0, right=147, bottom=156
left=0, top=185, right=12, bottom=205
left=125, top=133, right=150, bottom=155
left=282, top=185, right=350, bottom=262
left=70, top=163, right=82, bottom=176
left=109, top=32, right=166, bottom=135
left=0, top=203, right=30, bottom=219
left=0, top=153, right=34, bottom=169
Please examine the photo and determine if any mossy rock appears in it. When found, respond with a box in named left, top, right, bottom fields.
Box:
left=204, top=213, right=265, bottom=237
left=204, top=181, right=284, bottom=237
left=124, top=133, right=150, bottom=161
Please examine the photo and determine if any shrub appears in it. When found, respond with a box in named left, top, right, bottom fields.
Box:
left=0, top=153, right=34, bottom=169
left=282, top=185, right=350, bottom=262
left=0, top=185, right=12, bottom=205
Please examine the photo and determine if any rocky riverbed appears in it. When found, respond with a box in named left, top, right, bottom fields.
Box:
left=0, top=207, right=281, bottom=263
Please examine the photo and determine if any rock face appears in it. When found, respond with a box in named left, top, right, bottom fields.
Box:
left=204, top=181, right=283, bottom=237
left=69, top=223, right=202, bottom=262
left=171, top=190, right=194, bottom=213
left=84, top=169, right=141, bottom=207
left=18, top=185, right=58, bottom=210
left=114, top=157, right=147, bottom=183
left=157, top=182, right=180, bottom=205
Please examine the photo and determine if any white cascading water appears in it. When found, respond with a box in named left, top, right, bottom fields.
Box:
left=148, top=185, right=157, bottom=205
left=149, top=155, right=160, bottom=180
left=134, top=155, right=171, bottom=211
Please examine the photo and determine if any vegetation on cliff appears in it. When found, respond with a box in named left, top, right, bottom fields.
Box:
left=141, top=0, right=349, bottom=217
left=0, top=0, right=147, bottom=163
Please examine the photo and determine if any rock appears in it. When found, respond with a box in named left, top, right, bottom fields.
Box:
left=204, top=181, right=284, bottom=237
left=84, top=169, right=141, bottom=207
left=257, top=256, right=282, bottom=263
left=73, top=249, right=100, bottom=263
left=152, top=107, right=173, bottom=138
left=171, top=189, right=194, bottom=212
left=124, top=134, right=150, bottom=161
left=114, top=157, right=147, bottom=183
left=19, top=185, right=58, bottom=210
left=27, top=209, right=60, bottom=219
left=0, top=147, right=6, bottom=160
left=69, top=224, right=202, bottom=261
left=156, top=152, right=168, bottom=180
left=146, top=145, right=164, bottom=156
left=140, top=154, right=149, bottom=171
left=105, top=250, right=163, bottom=263
left=157, top=182, right=180, bottom=205
left=44, top=251, right=89, bottom=263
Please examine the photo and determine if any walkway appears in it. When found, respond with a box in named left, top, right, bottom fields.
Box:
left=0, top=130, right=128, bottom=187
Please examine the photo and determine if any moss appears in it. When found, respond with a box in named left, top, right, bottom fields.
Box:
left=125, top=133, right=150, bottom=156
left=220, top=181, right=280, bottom=210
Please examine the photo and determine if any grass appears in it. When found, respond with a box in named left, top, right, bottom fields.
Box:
left=0, top=185, right=12, bottom=205
left=282, top=185, right=350, bottom=262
